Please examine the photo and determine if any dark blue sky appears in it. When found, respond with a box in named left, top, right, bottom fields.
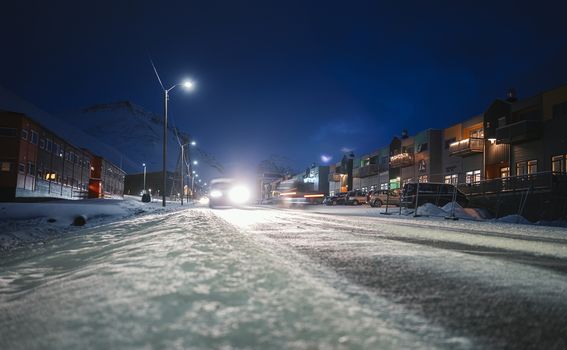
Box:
left=2, top=0, right=567, bottom=176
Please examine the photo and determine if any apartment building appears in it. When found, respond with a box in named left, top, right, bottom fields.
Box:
left=443, top=114, right=484, bottom=184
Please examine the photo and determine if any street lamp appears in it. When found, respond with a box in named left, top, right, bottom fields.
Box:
left=142, top=163, right=147, bottom=194
left=160, top=79, right=195, bottom=207
left=179, top=140, right=197, bottom=206
left=193, top=160, right=198, bottom=165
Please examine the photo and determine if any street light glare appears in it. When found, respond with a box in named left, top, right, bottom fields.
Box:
left=190, top=141, right=196, bottom=146
left=193, top=160, right=198, bottom=165
left=182, top=80, right=195, bottom=90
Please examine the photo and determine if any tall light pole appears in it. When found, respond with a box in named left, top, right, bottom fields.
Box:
left=179, top=140, right=196, bottom=206
left=159, top=80, right=194, bottom=207
left=142, top=163, right=147, bottom=194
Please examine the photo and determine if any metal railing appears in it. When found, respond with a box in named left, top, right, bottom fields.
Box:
left=457, top=171, right=565, bottom=196
left=389, top=153, right=414, bottom=168
left=448, top=137, right=483, bottom=156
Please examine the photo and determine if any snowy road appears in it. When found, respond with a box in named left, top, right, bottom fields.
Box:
left=1, top=205, right=567, bottom=349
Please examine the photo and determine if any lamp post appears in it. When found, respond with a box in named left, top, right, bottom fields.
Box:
left=160, top=80, right=194, bottom=207
left=142, top=163, right=147, bottom=194
left=179, top=140, right=196, bottom=206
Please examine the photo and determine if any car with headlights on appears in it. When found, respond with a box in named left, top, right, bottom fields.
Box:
left=208, top=178, right=251, bottom=208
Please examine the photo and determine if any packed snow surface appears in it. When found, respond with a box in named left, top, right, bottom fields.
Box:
left=1, top=202, right=566, bottom=349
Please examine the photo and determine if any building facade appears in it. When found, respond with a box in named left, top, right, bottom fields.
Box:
left=0, top=110, right=125, bottom=201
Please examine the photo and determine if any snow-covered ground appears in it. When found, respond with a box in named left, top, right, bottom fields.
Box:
left=0, top=196, right=193, bottom=251
left=2, top=199, right=565, bottom=252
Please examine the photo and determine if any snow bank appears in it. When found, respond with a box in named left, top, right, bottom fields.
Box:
left=0, top=196, right=191, bottom=251
left=416, top=203, right=447, bottom=217
left=495, top=214, right=532, bottom=225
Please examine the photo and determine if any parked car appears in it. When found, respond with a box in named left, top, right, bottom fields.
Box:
left=400, top=182, right=468, bottom=208
left=324, top=192, right=348, bottom=205
left=346, top=190, right=368, bottom=205
left=368, top=189, right=401, bottom=207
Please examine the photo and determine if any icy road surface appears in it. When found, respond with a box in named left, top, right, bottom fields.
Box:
left=1, top=206, right=567, bottom=349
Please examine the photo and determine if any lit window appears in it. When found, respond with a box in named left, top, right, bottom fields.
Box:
left=470, top=128, right=484, bottom=139
left=500, top=167, right=510, bottom=178
left=418, top=175, right=428, bottom=183
left=516, top=162, right=527, bottom=176
left=444, top=174, right=458, bottom=185
left=474, top=170, right=481, bottom=182
left=527, top=160, right=537, bottom=175
left=466, top=171, right=473, bottom=184
left=1, top=161, right=11, bottom=172
left=552, top=155, right=565, bottom=173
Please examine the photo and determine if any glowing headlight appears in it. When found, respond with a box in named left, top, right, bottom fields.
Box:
left=210, top=190, right=223, bottom=198
left=229, top=185, right=250, bottom=204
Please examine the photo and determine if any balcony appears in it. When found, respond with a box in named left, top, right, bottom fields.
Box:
left=496, top=120, right=542, bottom=144
left=389, top=153, right=414, bottom=168
left=356, top=164, right=381, bottom=178
left=449, top=137, right=484, bottom=157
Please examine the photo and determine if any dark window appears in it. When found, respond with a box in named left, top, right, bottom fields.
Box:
left=46, top=139, right=52, bottom=152
left=417, top=143, right=428, bottom=152
left=21, top=129, right=28, bottom=140
left=444, top=138, right=456, bottom=149
left=28, top=162, right=35, bottom=176
left=0, top=128, right=17, bottom=137
left=18, top=163, right=25, bottom=174
left=552, top=101, right=567, bottom=119
left=30, top=130, right=38, bottom=145
left=39, top=138, right=45, bottom=149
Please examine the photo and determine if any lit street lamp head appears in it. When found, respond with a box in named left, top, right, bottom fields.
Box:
left=190, top=141, right=196, bottom=146
left=193, top=160, right=198, bottom=165
left=182, top=80, right=195, bottom=90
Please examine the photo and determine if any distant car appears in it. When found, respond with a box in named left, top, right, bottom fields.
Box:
left=345, top=190, right=368, bottom=205
left=369, top=189, right=400, bottom=207
left=400, top=182, right=468, bottom=208
left=324, top=192, right=348, bottom=205
left=208, top=178, right=251, bottom=208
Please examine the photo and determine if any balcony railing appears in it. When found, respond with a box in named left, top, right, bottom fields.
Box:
left=496, top=120, right=542, bottom=144
left=389, top=152, right=414, bottom=168
left=457, top=171, right=566, bottom=196
left=449, top=137, right=484, bottom=157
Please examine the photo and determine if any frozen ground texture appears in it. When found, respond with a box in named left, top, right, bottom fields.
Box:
left=1, top=203, right=567, bottom=349
left=0, top=196, right=187, bottom=250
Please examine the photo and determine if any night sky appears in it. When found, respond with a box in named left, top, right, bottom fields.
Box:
left=2, top=0, right=567, bottom=177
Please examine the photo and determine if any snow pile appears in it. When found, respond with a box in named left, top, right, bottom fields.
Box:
left=495, top=214, right=532, bottom=225
left=0, top=196, right=191, bottom=251
left=441, top=202, right=492, bottom=220
left=416, top=203, right=447, bottom=217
